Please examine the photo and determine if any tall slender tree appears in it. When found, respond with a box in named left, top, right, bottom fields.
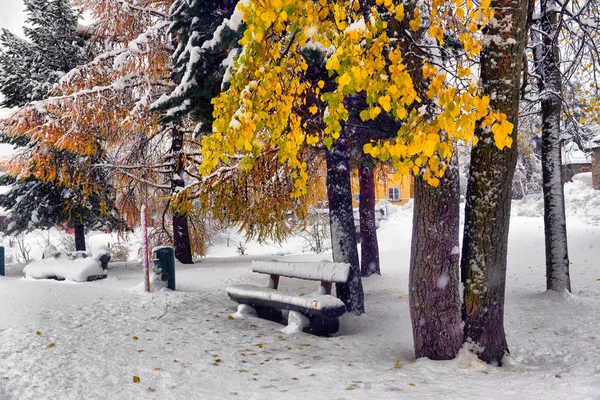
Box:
left=533, top=0, right=571, bottom=292
left=357, top=151, right=380, bottom=277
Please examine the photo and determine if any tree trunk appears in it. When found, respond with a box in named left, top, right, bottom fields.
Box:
left=173, top=211, right=193, bottom=264
left=170, top=123, right=193, bottom=264
left=461, top=0, right=528, bottom=365
left=410, top=155, right=462, bottom=360
left=535, top=0, right=571, bottom=292
left=74, top=223, right=86, bottom=252
left=326, top=125, right=365, bottom=315
left=359, top=153, right=380, bottom=277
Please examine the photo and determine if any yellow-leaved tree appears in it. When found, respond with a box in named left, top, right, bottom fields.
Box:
left=202, top=0, right=515, bottom=315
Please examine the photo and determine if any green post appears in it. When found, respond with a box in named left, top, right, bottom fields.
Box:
left=0, top=247, right=4, bottom=276
left=152, top=246, right=175, bottom=290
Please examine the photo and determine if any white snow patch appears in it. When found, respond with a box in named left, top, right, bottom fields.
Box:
left=281, top=311, right=310, bottom=334
left=437, top=274, right=450, bottom=289
left=23, top=257, right=106, bottom=282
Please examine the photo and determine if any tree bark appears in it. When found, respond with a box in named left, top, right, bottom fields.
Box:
left=535, top=0, right=571, bottom=292
left=358, top=153, right=380, bottom=277
left=74, top=223, right=86, bottom=252
left=326, top=125, right=365, bottom=315
left=461, top=0, right=528, bottom=365
left=173, top=211, right=193, bottom=264
left=170, top=123, right=193, bottom=264
left=410, top=155, right=462, bottom=360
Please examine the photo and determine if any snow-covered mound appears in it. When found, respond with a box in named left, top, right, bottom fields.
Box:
left=572, top=171, right=593, bottom=186
left=23, top=252, right=107, bottom=282
left=513, top=178, right=600, bottom=224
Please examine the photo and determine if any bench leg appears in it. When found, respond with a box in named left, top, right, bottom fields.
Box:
left=254, top=306, right=283, bottom=323
left=303, top=316, right=339, bottom=336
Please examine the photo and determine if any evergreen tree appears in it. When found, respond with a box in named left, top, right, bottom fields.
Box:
left=0, top=0, right=124, bottom=251
left=0, top=166, right=126, bottom=239
left=153, top=0, right=241, bottom=128
left=0, top=0, right=87, bottom=107
left=150, top=0, right=241, bottom=262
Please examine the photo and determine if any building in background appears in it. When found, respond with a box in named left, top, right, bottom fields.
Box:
left=351, top=165, right=413, bottom=209
left=561, top=140, right=591, bottom=183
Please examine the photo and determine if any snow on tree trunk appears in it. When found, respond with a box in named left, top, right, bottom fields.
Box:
left=535, top=0, right=571, bottom=292
left=410, top=155, right=462, bottom=360
left=358, top=153, right=380, bottom=277
left=74, top=223, right=86, bottom=252
left=461, top=0, right=528, bottom=365
left=170, top=124, right=193, bottom=264
left=326, top=125, right=365, bottom=315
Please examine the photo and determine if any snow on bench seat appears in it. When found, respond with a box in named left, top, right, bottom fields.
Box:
left=251, top=261, right=350, bottom=283
left=226, top=284, right=345, bottom=311
left=24, top=257, right=107, bottom=282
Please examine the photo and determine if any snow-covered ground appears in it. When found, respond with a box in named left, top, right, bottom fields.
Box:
left=0, top=181, right=599, bottom=399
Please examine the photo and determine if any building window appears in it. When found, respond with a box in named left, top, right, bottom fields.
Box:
left=389, top=187, right=400, bottom=201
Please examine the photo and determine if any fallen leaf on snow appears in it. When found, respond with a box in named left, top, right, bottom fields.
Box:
left=133, top=376, right=140, bottom=383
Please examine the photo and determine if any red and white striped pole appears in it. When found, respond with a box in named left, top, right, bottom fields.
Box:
left=141, top=205, right=150, bottom=292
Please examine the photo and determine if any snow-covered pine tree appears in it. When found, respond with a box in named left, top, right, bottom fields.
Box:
left=149, top=0, right=241, bottom=263
left=0, top=170, right=126, bottom=241
left=152, top=0, right=241, bottom=128
left=0, top=0, right=125, bottom=251
left=0, top=0, right=87, bottom=107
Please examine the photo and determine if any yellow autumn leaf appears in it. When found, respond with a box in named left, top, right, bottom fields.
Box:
left=395, top=4, right=405, bottom=21
left=378, top=95, right=392, bottom=112
left=409, top=10, right=421, bottom=32
left=326, top=55, right=340, bottom=71
left=36, top=331, right=41, bottom=336
left=370, top=106, right=381, bottom=119
left=133, top=376, right=141, bottom=383
left=228, top=315, right=235, bottom=320
left=48, top=343, right=55, bottom=348
left=338, top=73, right=352, bottom=89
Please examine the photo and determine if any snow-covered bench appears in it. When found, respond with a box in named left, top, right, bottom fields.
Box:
left=226, top=261, right=350, bottom=336
left=24, top=246, right=111, bottom=282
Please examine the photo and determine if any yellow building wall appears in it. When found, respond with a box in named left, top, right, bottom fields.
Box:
left=351, top=165, right=413, bottom=208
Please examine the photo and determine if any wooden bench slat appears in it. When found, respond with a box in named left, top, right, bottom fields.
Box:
left=226, top=284, right=346, bottom=312
left=252, top=261, right=350, bottom=283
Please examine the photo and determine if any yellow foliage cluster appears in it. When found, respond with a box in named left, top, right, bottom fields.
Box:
left=203, top=0, right=514, bottom=190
